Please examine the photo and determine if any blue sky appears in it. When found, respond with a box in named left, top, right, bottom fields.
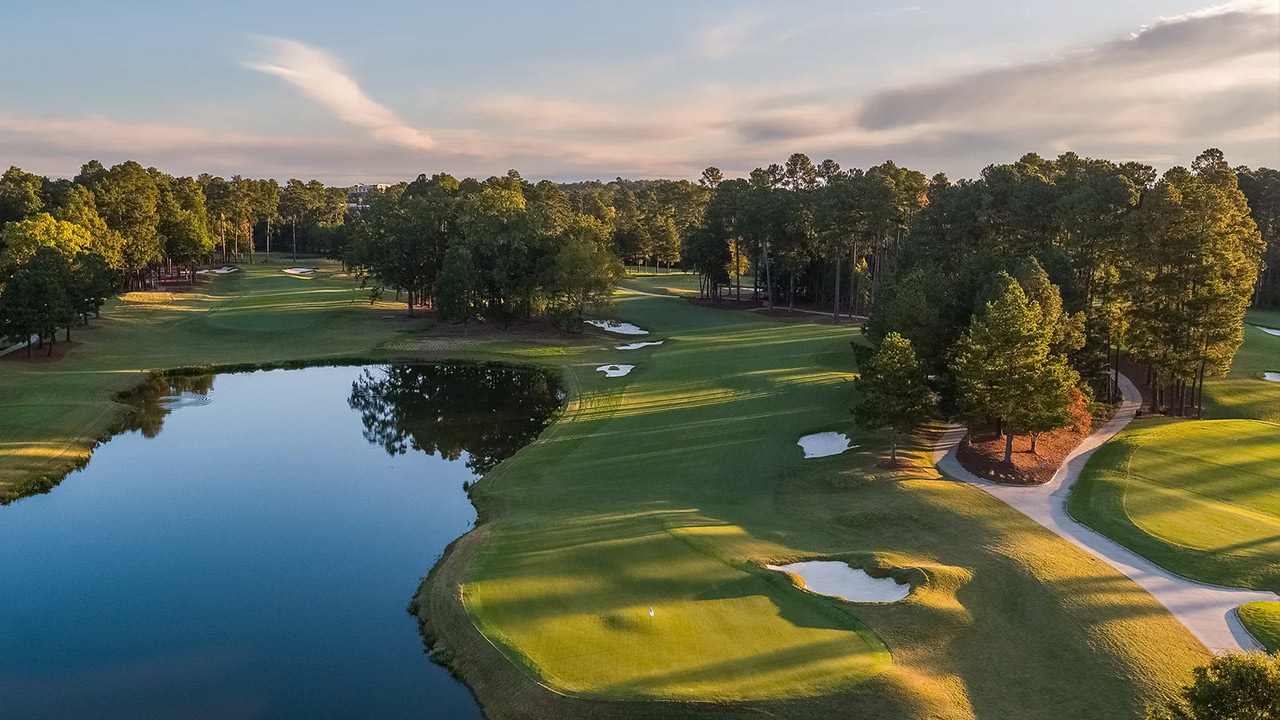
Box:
left=2, top=1, right=1277, bottom=182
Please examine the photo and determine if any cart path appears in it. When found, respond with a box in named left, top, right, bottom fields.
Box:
left=934, top=373, right=1278, bottom=653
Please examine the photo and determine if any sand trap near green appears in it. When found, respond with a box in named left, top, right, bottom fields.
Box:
left=464, top=520, right=889, bottom=700
left=767, top=561, right=910, bottom=603
left=1072, top=418, right=1280, bottom=592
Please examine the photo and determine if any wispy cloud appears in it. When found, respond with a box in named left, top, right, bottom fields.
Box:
left=244, top=37, right=436, bottom=151
left=5, top=4, right=1277, bottom=183
left=692, top=13, right=766, bottom=59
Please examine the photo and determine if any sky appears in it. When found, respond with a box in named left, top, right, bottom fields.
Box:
left=1, top=0, right=1277, bottom=183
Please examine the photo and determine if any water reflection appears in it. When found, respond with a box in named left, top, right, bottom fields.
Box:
left=0, top=364, right=563, bottom=719
left=348, top=364, right=563, bottom=474
left=121, top=374, right=216, bottom=437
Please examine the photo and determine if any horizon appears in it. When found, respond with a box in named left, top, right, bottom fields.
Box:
left=3, top=0, right=1277, bottom=184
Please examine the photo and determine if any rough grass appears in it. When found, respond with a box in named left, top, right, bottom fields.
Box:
left=1, top=268, right=1211, bottom=718
left=1071, top=417, right=1280, bottom=592
left=431, top=274, right=1208, bottom=718
left=1239, top=602, right=1280, bottom=653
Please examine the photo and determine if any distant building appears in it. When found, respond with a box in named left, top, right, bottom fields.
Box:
left=346, top=183, right=390, bottom=210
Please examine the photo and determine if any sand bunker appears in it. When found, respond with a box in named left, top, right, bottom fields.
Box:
left=1264, top=372, right=1280, bottom=383
left=596, top=364, right=635, bottom=378
left=585, top=320, right=649, bottom=335
left=616, top=341, right=664, bottom=350
left=196, top=266, right=238, bottom=275
left=767, top=561, right=910, bottom=603
left=1256, top=325, right=1280, bottom=337
left=798, top=432, right=856, bottom=458
left=282, top=267, right=316, bottom=276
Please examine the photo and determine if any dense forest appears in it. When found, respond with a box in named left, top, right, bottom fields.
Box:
left=0, top=153, right=1276, bottom=445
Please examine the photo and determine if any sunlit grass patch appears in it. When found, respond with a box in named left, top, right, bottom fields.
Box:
left=1072, top=417, right=1280, bottom=592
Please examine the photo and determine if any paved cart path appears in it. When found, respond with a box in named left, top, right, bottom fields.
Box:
left=935, top=374, right=1278, bottom=653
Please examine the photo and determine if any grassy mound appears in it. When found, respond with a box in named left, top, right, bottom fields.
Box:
left=1240, top=602, right=1280, bottom=653
left=1071, top=417, right=1280, bottom=592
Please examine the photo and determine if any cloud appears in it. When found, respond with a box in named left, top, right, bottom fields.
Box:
left=5, top=5, right=1277, bottom=184
left=855, top=1, right=1280, bottom=139
left=244, top=37, right=436, bottom=151
left=692, top=14, right=765, bottom=59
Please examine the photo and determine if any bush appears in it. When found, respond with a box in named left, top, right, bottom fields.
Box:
left=1149, top=652, right=1280, bottom=720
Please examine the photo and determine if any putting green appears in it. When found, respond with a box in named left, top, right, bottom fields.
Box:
left=1072, top=418, right=1280, bottom=592
left=1240, top=602, right=1280, bottom=653
left=466, top=520, right=888, bottom=699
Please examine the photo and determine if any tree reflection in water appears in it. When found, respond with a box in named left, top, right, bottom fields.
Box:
left=121, top=374, right=216, bottom=438
left=348, top=364, right=562, bottom=474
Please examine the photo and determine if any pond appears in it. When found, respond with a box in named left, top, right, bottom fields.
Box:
left=0, top=364, right=562, bottom=719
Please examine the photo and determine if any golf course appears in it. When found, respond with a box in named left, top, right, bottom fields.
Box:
left=1070, top=308, right=1280, bottom=651
left=2, top=266, right=1221, bottom=718
left=28, top=251, right=1280, bottom=720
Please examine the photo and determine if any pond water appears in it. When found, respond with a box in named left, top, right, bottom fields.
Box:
left=0, top=364, right=561, bottom=720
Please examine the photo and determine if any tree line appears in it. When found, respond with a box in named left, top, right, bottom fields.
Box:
left=340, top=171, right=624, bottom=329
left=0, top=161, right=347, bottom=354
left=837, top=149, right=1269, bottom=464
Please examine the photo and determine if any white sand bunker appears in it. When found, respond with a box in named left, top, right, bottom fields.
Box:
left=197, top=266, right=238, bottom=275
left=282, top=267, right=316, bottom=276
left=596, top=364, right=635, bottom=378
left=768, top=561, right=910, bottom=603
left=1256, top=325, right=1280, bottom=337
left=1264, top=372, right=1280, bottom=383
left=617, top=341, right=663, bottom=350
left=585, top=320, right=649, bottom=335
left=798, top=432, right=856, bottom=458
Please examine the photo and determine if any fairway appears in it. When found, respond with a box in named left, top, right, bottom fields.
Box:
left=421, top=274, right=1209, bottom=719
left=1072, top=418, right=1280, bottom=592
left=1202, top=308, right=1280, bottom=423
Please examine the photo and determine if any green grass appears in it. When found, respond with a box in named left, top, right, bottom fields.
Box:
left=1074, top=310, right=1280, bottom=594
left=1240, top=602, right=1280, bottom=653
left=434, top=274, right=1209, bottom=718
left=1201, top=308, right=1280, bottom=423
left=1072, top=418, right=1280, bottom=592
left=2, top=268, right=1211, bottom=718
left=0, top=260, right=566, bottom=498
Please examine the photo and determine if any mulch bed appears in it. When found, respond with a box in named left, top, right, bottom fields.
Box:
left=956, top=425, right=1088, bottom=485
left=1, top=339, right=81, bottom=363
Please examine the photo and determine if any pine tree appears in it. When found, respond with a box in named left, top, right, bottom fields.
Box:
left=953, top=273, right=1080, bottom=464
left=852, top=333, right=936, bottom=462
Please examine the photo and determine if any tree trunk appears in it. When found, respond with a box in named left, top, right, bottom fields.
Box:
left=734, top=241, right=741, bottom=302
left=1196, top=359, right=1207, bottom=419
left=832, top=253, right=841, bottom=323
left=890, top=432, right=898, bottom=462
left=1004, top=431, right=1014, bottom=465
left=1030, top=432, right=1039, bottom=454
left=788, top=274, right=795, bottom=312
left=763, top=240, right=774, bottom=307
